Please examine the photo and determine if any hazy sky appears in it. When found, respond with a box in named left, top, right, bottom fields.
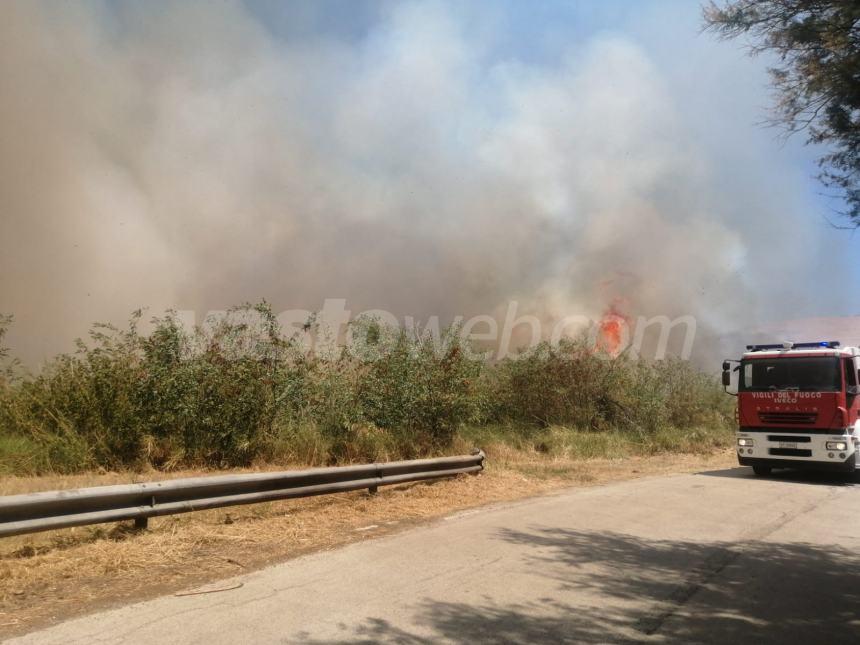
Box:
left=1, top=0, right=858, bottom=364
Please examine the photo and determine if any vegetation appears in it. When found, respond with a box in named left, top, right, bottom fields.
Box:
left=0, top=305, right=733, bottom=475
left=704, top=1, right=860, bottom=225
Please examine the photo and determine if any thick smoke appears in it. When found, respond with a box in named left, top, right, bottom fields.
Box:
left=0, top=0, right=855, bottom=365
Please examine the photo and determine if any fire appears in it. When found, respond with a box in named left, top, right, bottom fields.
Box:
left=596, top=299, right=631, bottom=357
left=597, top=315, right=625, bottom=356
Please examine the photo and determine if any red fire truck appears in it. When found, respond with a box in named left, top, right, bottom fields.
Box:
left=722, top=341, right=860, bottom=475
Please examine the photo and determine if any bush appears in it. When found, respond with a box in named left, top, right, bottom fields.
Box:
left=488, top=339, right=732, bottom=436
left=355, top=320, right=483, bottom=451
left=0, top=306, right=732, bottom=474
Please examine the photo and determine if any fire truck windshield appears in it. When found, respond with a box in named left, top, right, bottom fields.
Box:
left=739, top=356, right=841, bottom=392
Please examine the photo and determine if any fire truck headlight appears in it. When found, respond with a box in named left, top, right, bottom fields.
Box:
left=826, top=441, right=848, bottom=451
left=737, top=438, right=754, bottom=447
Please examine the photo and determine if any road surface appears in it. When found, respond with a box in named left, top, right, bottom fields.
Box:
left=9, top=466, right=860, bottom=644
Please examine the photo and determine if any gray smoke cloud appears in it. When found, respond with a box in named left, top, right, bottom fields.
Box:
left=1, top=0, right=856, bottom=365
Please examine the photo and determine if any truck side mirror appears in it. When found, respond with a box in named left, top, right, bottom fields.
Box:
left=722, top=360, right=731, bottom=371
left=722, top=370, right=731, bottom=387
left=849, top=370, right=860, bottom=397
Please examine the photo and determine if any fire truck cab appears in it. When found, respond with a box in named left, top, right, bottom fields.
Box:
left=722, top=341, right=860, bottom=476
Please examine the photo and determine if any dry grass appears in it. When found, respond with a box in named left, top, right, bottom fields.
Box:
left=0, top=448, right=736, bottom=638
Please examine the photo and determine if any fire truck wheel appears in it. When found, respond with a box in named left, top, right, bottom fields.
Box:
left=752, top=464, right=772, bottom=477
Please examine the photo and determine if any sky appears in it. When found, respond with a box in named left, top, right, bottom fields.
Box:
left=1, top=0, right=858, bottom=365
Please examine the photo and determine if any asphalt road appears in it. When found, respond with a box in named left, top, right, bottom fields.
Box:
left=9, top=466, right=860, bottom=644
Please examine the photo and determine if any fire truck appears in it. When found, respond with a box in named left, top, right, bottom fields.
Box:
left=722, top=341, right=860, bottom=475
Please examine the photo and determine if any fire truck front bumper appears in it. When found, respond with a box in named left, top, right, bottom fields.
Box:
left=738, top=453, right=856, bottom=473
left=736, top=429, right=858, bottom=472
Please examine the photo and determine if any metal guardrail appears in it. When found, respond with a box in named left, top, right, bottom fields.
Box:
left=0, top=451, right=485, bottom=538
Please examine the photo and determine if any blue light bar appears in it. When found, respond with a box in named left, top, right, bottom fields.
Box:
left=794, top=341, right=841, bottom=349
left=745, top=341, right=840, bottom=351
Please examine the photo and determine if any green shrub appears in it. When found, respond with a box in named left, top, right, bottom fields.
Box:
left=488, top=338, right=732, bottom=435
left=0, top=306, right=733, bottom=474
left=355, top=320, right=483, bottom=451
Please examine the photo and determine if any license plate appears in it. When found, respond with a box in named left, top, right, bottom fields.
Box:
left=779, top=441, right=797, bottom=449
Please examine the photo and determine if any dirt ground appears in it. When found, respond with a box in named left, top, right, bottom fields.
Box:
left=0, top=448, right=736, bottom=639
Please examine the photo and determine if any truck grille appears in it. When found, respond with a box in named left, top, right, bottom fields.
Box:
left=769, top=448, right=813, bottom=457
left=758, top=411, right=817, bottom=425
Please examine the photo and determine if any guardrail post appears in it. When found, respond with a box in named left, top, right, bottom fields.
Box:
left=368, top=462, right=381, bottom=494
left=471, top=448, right=485, bottom=472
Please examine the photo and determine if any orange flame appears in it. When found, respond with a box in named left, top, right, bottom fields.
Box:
left=596, top=299, right=631, bottom=357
